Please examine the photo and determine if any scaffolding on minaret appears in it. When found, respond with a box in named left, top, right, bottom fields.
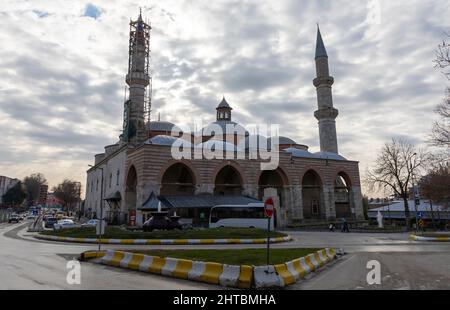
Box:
left=123, top=10, right=152, bottom=143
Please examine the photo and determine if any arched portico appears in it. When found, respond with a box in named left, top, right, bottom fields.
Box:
left=214, top=165, right=243, bottom=196
left=160, top=163, right=197, bottom=196
left=302, top=169, right=324, bottom=220
left=334, top=171, right=353, bottom=219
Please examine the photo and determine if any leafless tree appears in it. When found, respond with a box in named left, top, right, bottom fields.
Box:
left=23, top=173, right=48, bottom=205
left=434, top=32, right=450, bottom=78
left=365, top=139, right=430, bottom=230
left=52, top=180, right=82, bottom=212
left=419, top=154, right=450, bottom=209
left=431, top=34, right=450, bottom=148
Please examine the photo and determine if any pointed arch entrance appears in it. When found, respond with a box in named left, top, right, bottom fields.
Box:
left=125, top=165, right=138, bottom=225
left=302, top=170, right=323, bottom=220
left=160, top=163, right=196, bottom=196
left=214, top=165, right=243, bottom=196
left=258, top=168, right=290, bottom=229
left=335, top=172, right=352, bottom=219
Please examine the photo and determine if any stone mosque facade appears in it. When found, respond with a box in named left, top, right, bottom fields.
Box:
left=85, top=13, right=364, bottom=228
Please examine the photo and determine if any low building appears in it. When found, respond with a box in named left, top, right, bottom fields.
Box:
left=38, top=185, right=49, bottom=206
left=368, top=200, right=450, bottom=222
left=46, top=192, right=63, bottom=208
left=0, top=176, right=20, bottom=205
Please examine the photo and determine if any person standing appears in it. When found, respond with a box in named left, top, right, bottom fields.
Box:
left=341, top=218, right=350, bottom=233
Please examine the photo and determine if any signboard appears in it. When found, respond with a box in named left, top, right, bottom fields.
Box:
left=264, top=198, right=275, bottom=218
left=264, top=197, right=275, bottom=266
left=129, top=210, right=136, bottom=227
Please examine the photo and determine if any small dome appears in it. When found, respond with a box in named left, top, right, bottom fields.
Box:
left=314, top=152, right=347, bottom=161
left=284, top=148, right=316, bottom=159
left=146, top=135, right=192, bottom=147
left=238, top=135, right=269, bottom=150
left=148, top=121, right=181, bottom=133
left=196, top=140, right=243, bottom=152
left=268, top=136, right=298, bottom=146
left=200, top=121, right=247, bottom=137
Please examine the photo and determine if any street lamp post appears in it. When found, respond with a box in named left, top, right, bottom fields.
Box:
left=410, top=153, right=419, bottom=233
left=89, top=165, right=104, bottom=253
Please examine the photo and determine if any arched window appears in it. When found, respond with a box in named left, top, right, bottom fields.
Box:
left=160, top=163, right=196, bottom=196
left=302, top=170, right=323, bottom=219
left=335, top=172, right=352, bottom=219
left=214, top=165, right=243, bottom=196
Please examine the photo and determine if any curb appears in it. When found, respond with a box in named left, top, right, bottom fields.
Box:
left=410, top=234, right=450, bottom=242
left=80, top=248, right=342, bottom=289
left=254, top=248, right=342, bottom=288
left=84, top=250, right=253, bottom=289
left=35, top=234, right=293, bottom=245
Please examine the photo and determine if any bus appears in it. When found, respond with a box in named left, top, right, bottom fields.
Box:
left=209, top=203, right=274, bottom=229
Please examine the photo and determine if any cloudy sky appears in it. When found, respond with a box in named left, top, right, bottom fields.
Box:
left=0, top=0, right=449, bottom=197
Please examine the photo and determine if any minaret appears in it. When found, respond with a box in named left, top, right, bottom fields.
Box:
left=216, top=97, right=232, bottom=121
left=313, top=26, right=339, bottom=154
left=123, top=11, right=151, bottom=145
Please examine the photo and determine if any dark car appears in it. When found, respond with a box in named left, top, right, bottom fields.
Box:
left=8, top=215, right=20, bottom=223
left=45, top=217, right=58, bottom=228
left=143, top=215, right=182, bottom=232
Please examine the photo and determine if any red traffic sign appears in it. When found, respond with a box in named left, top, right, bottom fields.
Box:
left=264, top=198, right=275, bottom=218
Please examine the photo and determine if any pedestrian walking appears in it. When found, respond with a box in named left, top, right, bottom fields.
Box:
left=341, top=218, right=350, bottom=233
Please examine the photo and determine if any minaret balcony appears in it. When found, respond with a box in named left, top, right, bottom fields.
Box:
left=126, top=72, right=150, bottom=86
left=313, top=76, right=334, bottom=87
left=314, top=107, right=339, bottom=120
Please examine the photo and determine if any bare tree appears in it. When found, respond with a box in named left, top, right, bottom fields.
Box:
left=23, top=173, right=48, bottom=205
left=431, top=34, right=450, bottom=148
left=419, top=156, right=450, bottom=209
left=52, top=180, right=82, bottom=212
left=430, top=89, right=450, bottom=148
left=365, top=139, right=429, bottom=230
left=434, top=33, right=450, bottom=78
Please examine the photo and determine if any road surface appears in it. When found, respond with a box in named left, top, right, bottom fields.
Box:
left=1, top=221, right=449, bottom=289
left=0, top=222, right=216, bottom=290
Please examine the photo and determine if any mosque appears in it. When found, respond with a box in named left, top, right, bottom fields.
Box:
left=85, top=12, right=364, bottom=228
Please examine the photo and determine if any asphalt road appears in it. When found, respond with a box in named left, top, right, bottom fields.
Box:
left=1, top=221, right=450, bottom=290
left=0, top=222, right=215, bottom=290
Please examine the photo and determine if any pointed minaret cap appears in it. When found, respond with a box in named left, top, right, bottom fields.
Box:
left=315, top=25, right=328, bottom=59
left=217, top=96, right=232, bottom=109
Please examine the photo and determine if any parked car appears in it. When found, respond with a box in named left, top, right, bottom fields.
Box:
left=44, top=217, right=58, bottom=228
left=143, top=215, right=182, bottom=232
left=8, top=215, right=20, bottom=223
left=81, top=219, right=99, bottom=228
left=53, top=219, right=76, bottom=231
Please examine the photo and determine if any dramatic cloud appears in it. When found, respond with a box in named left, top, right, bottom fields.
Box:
left=0, top=0, right=449, bottom=197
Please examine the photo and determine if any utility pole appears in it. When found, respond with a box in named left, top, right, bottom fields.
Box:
left=89, top=165, right=104, bottom=253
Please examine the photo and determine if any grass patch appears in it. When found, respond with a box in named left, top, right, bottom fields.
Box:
left=40, top=226, right=286, bottom=239
left=126, top=248, right=320, bottom=266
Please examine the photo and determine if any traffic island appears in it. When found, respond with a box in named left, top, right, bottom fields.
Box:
left=79, top=248, right=343, bottom=289
left=410, top=234, right=450, bottom=242
left=35, top=227, right=292, bottom=245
